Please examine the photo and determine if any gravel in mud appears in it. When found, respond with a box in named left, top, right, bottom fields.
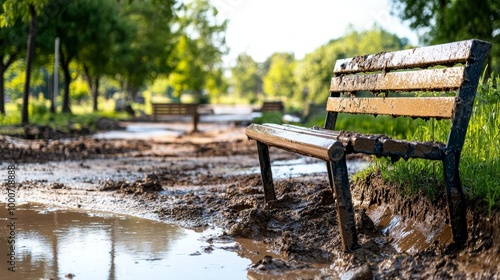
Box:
left=1, top=126, right=498, bottom=279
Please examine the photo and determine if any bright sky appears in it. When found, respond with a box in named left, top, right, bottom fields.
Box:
left=211, top=0, right=419, bottom=66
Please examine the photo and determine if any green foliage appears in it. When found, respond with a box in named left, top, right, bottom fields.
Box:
left=30, top=94, right=49, bottom=116
left=0, top=102, right=20, bottom=124
left=251, top=112, right=284, bottom=125
left=116, top=0, right=177, bottom=98
left=262, top=53, right=295, bottom=99
left=0, top=97, right=127, bottom=132
left=0, top=0, right=48, bottom=26
left=460, top=73, right=500, bottom=212
left=205, top=68, right=228, bottom=103
left=391, top=0, right=500, bottom=73
left=168, top=0, right=227, bottom=101
left=69, top=77, right=90, bottom=103
left=231, top=53, right=261, bottom=102
left=5, top=68, right=25, bottom=100
left=295, top=27, right=410, bottom=106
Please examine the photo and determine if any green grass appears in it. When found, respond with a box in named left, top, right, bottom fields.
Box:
left=252, top=112, right=284, bottom=124
left=0, top=98, right=129, bottom=135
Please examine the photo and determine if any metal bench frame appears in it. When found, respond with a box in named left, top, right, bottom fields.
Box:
left=245, top=39, right=491, bottom=251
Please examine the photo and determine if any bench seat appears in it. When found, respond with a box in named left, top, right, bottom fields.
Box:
left=247, top=123, right=444, bottom=161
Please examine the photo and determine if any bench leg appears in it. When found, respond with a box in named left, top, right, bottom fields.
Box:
left=256, top=141, right=276, bottom=203
left=330, top=155, right=358, bottom=251
left=326, top=162, right=334, bottom=192
left=443, top=152, right=468, bottom=246
left=192, top=114, right=199, bottom=133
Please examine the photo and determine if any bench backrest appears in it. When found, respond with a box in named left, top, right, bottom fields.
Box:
left=152, top=103, right=199, bottom=115
left=325, top=39, right=491, bottom=150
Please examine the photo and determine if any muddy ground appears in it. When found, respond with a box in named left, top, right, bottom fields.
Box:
left=1, top=125, right=499, bottom=279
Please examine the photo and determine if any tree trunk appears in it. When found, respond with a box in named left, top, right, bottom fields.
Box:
left=60, top=51, right=72, bottom=113
left=22, top=4, right=38, bottom=124
left=92, top=77, right=99, bottom=111
left=0, top=64, right=6, bottom=115
left=83, top=64, right=100, bottom=112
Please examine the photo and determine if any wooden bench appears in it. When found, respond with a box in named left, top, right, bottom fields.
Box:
left=151, top=103, right=199, bottom=132
left=261, top=101, right=284, bottom=113
left=245, top=39, right=491, bottom=251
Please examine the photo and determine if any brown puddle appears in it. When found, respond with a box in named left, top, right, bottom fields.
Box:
left=1, top=203, right=253, bottom=280
left=0, top=203, right=337, bottom=280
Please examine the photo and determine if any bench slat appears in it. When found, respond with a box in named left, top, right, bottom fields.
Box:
left=251, top=124, right=444, bottom=160
left=245, top=124, right=344, bottom=161
left=326, top=96, right=455, bottom=119
left=334, top=40, right=473, bottom=74
left=330, top=67, right=464, bottom=93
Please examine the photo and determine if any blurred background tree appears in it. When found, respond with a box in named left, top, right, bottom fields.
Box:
left=5, top=0, right=493, bottom=124
left=0, top=0, right=25, bottom=115
left=294, top=27, right=409, bottom=106
left=231, top=54, right=261, bottom=103
left=1, top=0, right=48, bottom=124
left=262, top=53, right=295, bottom=100
left=168, top=0, right=227, bottom=103
left=391, top=0, right=499, bottom=73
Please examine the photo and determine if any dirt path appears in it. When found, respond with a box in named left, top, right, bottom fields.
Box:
left=1, top=125, right=498, bottom=279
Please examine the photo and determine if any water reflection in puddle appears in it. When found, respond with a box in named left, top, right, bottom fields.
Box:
left=0, top=203, right=251, bottom=280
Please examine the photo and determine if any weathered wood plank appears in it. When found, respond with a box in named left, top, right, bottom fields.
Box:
left=245, top=124, right=344, bottom=161
left=330, top=67, right=464, bottom=92
left=326, top=97, right=455, bottom=119
left=334, top=40, right=473, bottom=74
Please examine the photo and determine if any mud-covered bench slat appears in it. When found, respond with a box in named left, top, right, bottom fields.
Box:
left=245, top=39, right=491, bottom=252
left=252, top=124, right=445, bottom=160
left=245, top=123, right=345, bottom=162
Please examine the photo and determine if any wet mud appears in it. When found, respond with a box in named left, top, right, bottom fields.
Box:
left=0, top=135, right=151, bottom=162
left=1, top=126, right=498, bottom=279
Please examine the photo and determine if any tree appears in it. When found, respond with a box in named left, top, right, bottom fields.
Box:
left=391, top=0, right=499, bottom=72
left=295, top=28, right=409, bottom=105
left=0, top=2, right=25, bottom=115
left=115, top=0, right=177, bottom=101
left=78, top=0, right=127, bottom=111
left=45, top=0, right=121, bottom=113
left=231, top=53, right=261, bottom=102
left=168, top=0, right=227, bottom=101
left=205, top=68, right=228, bottom=103
left=262, top=53, right=295, bottom=99
left=1, top=0, right=48, bottom=124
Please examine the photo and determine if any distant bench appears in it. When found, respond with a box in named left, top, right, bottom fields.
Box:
left=151, top=103, right=199, bottom=132
left=246, top=39, right=491, bottom=251
left=260, top=101, right=284, bottom=113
